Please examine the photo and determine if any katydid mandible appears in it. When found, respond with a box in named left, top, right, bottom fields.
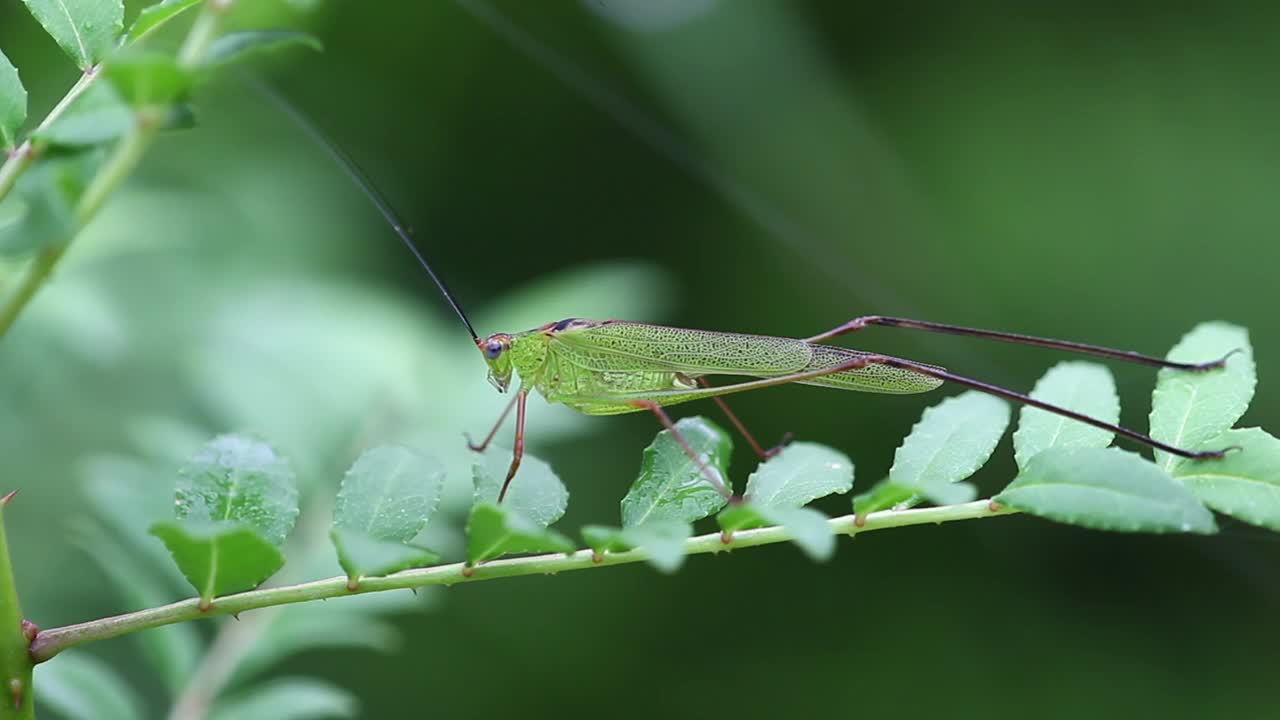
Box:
left=277, top=89, right=1236, bottom=504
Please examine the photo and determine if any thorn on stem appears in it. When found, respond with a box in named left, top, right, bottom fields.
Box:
left=410, top=588, right=418, bottom=596
left=231, top=613, right=240, bottom=621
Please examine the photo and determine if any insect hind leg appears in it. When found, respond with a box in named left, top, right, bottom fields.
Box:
left=690, top=375, right=792, bottom=460
left=628, top=399, right=735, bottom=500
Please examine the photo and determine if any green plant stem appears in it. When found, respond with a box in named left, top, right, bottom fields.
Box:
left=0, top=0, right=231, bottom=341
left=0, top=497, right=34, bottom=719
left=0, top=70, right=99, bottom=202
left=29, top=500, right=1015, bottom=663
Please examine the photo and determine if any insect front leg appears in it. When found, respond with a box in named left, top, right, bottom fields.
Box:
left=628, top=399, right=735, bottom=501
left=496, top=390, right=529, bottom=504
left=466, top=392, right=520, bottom=452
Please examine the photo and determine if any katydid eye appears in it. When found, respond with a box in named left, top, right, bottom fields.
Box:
left=484, top=341, right=503, bottom=359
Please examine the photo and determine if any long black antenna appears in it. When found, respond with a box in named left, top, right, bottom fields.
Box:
left=249, top=76, right=481, bottom=342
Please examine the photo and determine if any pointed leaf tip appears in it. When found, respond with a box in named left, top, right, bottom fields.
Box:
left=0, top=490, right=16, bottom=506
left=1150, top=323, right=1255, bottom=472
left=1172, top=428, right=1280, bottom=531
left=996, top=447, right=1216, bottom=534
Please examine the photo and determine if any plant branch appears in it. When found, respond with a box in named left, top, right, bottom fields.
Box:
left=0, top=70, right=99, bottom=203
left=0, top=0, right=232, bottom=341
left=0, top=493, right=34, bottom=719
left=30, top=500, right=1015, bottom=663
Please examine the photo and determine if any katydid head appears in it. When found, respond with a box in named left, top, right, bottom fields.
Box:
left=478, top=333, right=515, bottom=392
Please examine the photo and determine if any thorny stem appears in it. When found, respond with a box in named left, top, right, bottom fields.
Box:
left=0, top=0, right=233, bottom=341
left=30, top=500, right=1015, bottom=663
left=0, top=493, right=34, bottom=719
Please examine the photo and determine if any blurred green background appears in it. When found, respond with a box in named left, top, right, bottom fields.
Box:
left=3, top=0, right=1279, bottom=717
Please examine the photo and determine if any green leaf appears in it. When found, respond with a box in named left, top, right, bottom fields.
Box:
left=105, top=51, right=193, bottom=105
left=1171, top=428, right=1280, bottom=531
left=1013, top=361, right=1119, bottom=469
left=717, top=503, right=835, bottom=561
left=204, top=29, right=323, bottom=68
left=150, top=521, right=286, bottom=601
left=1150, top=323, right=1255, bottom=471
left=995, top=447, right=1217, bottom=534
left=176, top=434, right=299, bottom=545
left=0, top=149, right=100, bottom=256
left=851, top=478, right=918, bottom=515
left=127, top=0, right=202, bottom=43
left=890, top=391, right=1010, bottom=505
left=334, top=445, right=444, bottom=541
left=580, top=520, right=692, bottom=572
left=465, top=503, right=574, bottom=564
left=473, top=448, right=568, bottom=527
left=621, top=416, right=732, bottom=528
left=34, top=652, right=144, bottom=720
left=208, top=678, right=356, bottom=720
left=330, top=444, right=444, bottom=579
left=743, top=441, right=853, bottom=508
left=32, top=82, right=133, bottom=147
left=21, top=0, right=124, bottom=68
left=0, top=48, right=26, bottom=149
left=330, top=527, right=439, bottom=580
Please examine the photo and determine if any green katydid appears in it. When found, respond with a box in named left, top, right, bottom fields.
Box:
left=273, top=87, right=1235, bottom=504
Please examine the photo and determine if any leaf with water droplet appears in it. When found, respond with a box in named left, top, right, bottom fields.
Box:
left=330, top=445, right=444, bottom=579
left=465, top=503, right=574, bottom=564
left=1171, top=428, right=1280, bottom=531
left=1013, top=361, right=1119, bottom=469
left=0, top=48, right=26, bottom=150
left=622, top=416, right=732, bottom=528
left=890, top=391, right=1010, bottom=505
left=21, top=0, right=123, bottom=68
left=995, top=447, right=1216, bottom=534
left=1150, top=323, right=1255, bottom=472
left=743, top=442, right=853, bottom=509
left=174, top=434, right=299, bottom=545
